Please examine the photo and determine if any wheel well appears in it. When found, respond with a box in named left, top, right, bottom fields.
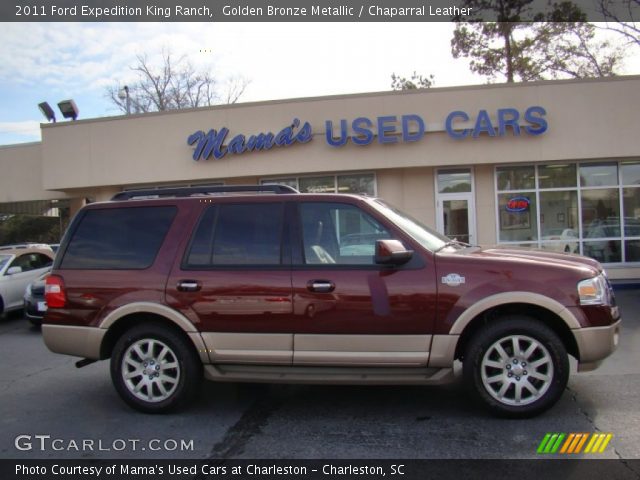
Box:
left=100, top=313, right=196, bottom=360
left=454, top=303, right=579, bottom=361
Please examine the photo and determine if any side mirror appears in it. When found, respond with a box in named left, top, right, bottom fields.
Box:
left=375, top=239, right=413, bottom=266
left=7, top=266, right=22, bottom=275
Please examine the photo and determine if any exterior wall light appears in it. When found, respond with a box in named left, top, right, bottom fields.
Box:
left=38, top=102, right=56, bottom=123
left=57, top=99, right=79, bottom=121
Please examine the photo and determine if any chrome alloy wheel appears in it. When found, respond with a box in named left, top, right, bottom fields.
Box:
left=121, top=339, right=180, bottom=403
left=480, top=335, right=554, bottom=406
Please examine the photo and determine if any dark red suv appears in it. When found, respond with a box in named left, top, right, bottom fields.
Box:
left=43, top=185, right=620, bottom=417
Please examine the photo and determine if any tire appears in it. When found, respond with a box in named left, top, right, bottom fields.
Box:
left=463, top=316, right=569, bottom=418
left=110, top=323, right=202, bottom=413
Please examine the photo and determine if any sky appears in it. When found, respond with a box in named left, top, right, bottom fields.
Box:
left=1, top=22, right=639, bottom=145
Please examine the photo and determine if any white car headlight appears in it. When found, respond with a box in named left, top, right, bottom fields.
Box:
left=578, top=275, right=609, bottom=305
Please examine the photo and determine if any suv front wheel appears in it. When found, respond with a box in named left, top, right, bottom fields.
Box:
left=110, top=323, right=202, bottom=413
left=464, top=316, right=569, bottom=418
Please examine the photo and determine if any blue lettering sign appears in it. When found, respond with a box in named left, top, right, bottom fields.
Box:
left=402, top=114, right=425, bottom=142
left=445, top=111, right=470, bottom=139
left=188, top=118, right=312, bottom=161
left=377, top=116, right=398, bottom=144
left=497, top=108, right=521, bottom=136
left=352, top=117, right=374, bottom=146
left=473, top=110, right=496, bottom=138
left=325, top=119, right=349, bottom=147
left=188, top=107, right=548, bottom=161
left=524, top=106, right=548, bottom=135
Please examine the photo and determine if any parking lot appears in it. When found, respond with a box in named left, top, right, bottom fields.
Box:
left=0, top=289, right=638, bottom=463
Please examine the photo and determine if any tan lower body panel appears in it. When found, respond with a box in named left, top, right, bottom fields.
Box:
left=294, top=334, right=432, bottom=366
left=204, top=364, right=454, bottom=385
left=42, top=324, right=105, bottom=359
left=573, top=319, right=621, bottom=369
left=201, top=333, right=433, bottom=367
left=200, top=332, right=293, bottom=365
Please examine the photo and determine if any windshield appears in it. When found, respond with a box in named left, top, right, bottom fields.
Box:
left=371, top=199, right=452, bottom=252
left=0, top=255, right=11, bottom=272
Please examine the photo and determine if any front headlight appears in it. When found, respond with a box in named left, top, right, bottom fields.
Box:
left=578, top=275, right=609, bottom=305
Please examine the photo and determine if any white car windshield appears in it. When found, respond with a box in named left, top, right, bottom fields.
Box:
left=370, top=199, right=452, bottom=252
left=0, top=255, right=11, bottom=272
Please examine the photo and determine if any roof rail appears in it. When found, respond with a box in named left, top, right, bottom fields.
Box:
left=0, top=243, right=52, bottom=251
left=111, top=184, right=299, bottom=201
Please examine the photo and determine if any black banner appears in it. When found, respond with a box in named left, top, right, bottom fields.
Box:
left=3, top=0, right=638, bottom=22
left=4, top=459, right=640, bottom=480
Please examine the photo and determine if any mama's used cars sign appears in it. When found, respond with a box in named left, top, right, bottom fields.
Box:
left=187, top=107, right=547, bottom=161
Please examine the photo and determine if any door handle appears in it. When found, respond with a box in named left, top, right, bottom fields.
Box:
left=177, top=280, right=201, bottom=292
left=307, top=280, right=335, bottom=293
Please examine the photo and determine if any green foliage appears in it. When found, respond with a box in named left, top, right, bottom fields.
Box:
left=391, top=72, right=435, bottom=90
left=451, top=1, right=624, bottom=82
left=0, top=215, right=61, bottom=245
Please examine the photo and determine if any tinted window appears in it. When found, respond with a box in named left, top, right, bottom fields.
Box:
left=300, top=202, right=392, bottom=265
left=61, top=207, right=176, bottom=269
left=186, top=203, right=283, bottom=267
left=9, top=253, right=52, bottom=272
left=0, top=255, right=10, bottom=271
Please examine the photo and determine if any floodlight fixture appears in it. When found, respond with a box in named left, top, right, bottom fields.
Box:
left=57, top=99, right=79, bottom=121
left=38, top=102, right=56, bottom=123
left=118, top=85, right=131, bottom=115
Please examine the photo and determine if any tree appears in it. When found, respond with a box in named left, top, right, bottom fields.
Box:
left=391, top=72, right=435, bottom=90
left=451, top=1, right=624, bottom=82
left=107, top=51, right=250, bottom=114
left=0, top=215, right=61, bottom=244
left=597, top=0, right=640, bottom=48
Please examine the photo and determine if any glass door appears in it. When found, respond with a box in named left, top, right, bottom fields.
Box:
left=435, top=169, right=476, bottom=245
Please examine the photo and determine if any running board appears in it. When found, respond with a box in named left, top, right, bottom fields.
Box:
left=203, top=364, right=454, bottom=385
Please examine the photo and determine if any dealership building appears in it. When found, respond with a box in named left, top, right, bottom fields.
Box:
left=1, top=75, right=639, bottom=280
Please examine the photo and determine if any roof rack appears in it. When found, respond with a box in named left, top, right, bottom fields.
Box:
left=0, top=243, right=52, bottom=251
left=111, top=184, right=299, bottom=201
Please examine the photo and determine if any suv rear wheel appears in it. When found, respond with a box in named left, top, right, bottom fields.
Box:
left=110, top=323, right=202, bottom=413
left=463, top=316, right=569, bottom=418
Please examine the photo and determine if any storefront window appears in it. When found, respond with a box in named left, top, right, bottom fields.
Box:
left=498, top=193, right=538, bottom=242
left=496, top=160, right=640, bottom=264
left=538, top=164, right=576, bottom=189
left=299, top=176, right=335, bottom=193
left=261, top=178, right=298, bottom=189
left=621, top=162, right=640, bottom=186
left=584, top=241, right=622, bottom=263
left=581, top=189, right=620, bottom=238
left=580, top=163, right=618, bottom=187
left=540, top=191, right=579, bottom=253
left=496, top=166, right=535, bottom=191
left=337, top=174, right=375, bottom=195
left=623, top=188, right=640, bottom=236
left=262, top=172, right=376, bottom=196
left=625, top=240, right=640, bottom=262
left=437, top=169, right=472, bottom=193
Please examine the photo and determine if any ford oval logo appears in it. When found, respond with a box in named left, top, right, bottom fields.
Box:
left=506, top=196, right=530, bottom=212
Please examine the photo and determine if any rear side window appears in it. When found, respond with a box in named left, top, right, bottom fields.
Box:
left=60, top=206, right=177, bottom=269
left=185, top=203, right=284, bottom=267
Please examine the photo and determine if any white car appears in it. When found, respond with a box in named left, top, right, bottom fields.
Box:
left=0, top=245, right=54, bottom=317
left=541, top=228, right=578, bottom=253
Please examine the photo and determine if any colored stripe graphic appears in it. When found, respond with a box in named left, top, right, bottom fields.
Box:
left=538, top=433, right=613, bottom=454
